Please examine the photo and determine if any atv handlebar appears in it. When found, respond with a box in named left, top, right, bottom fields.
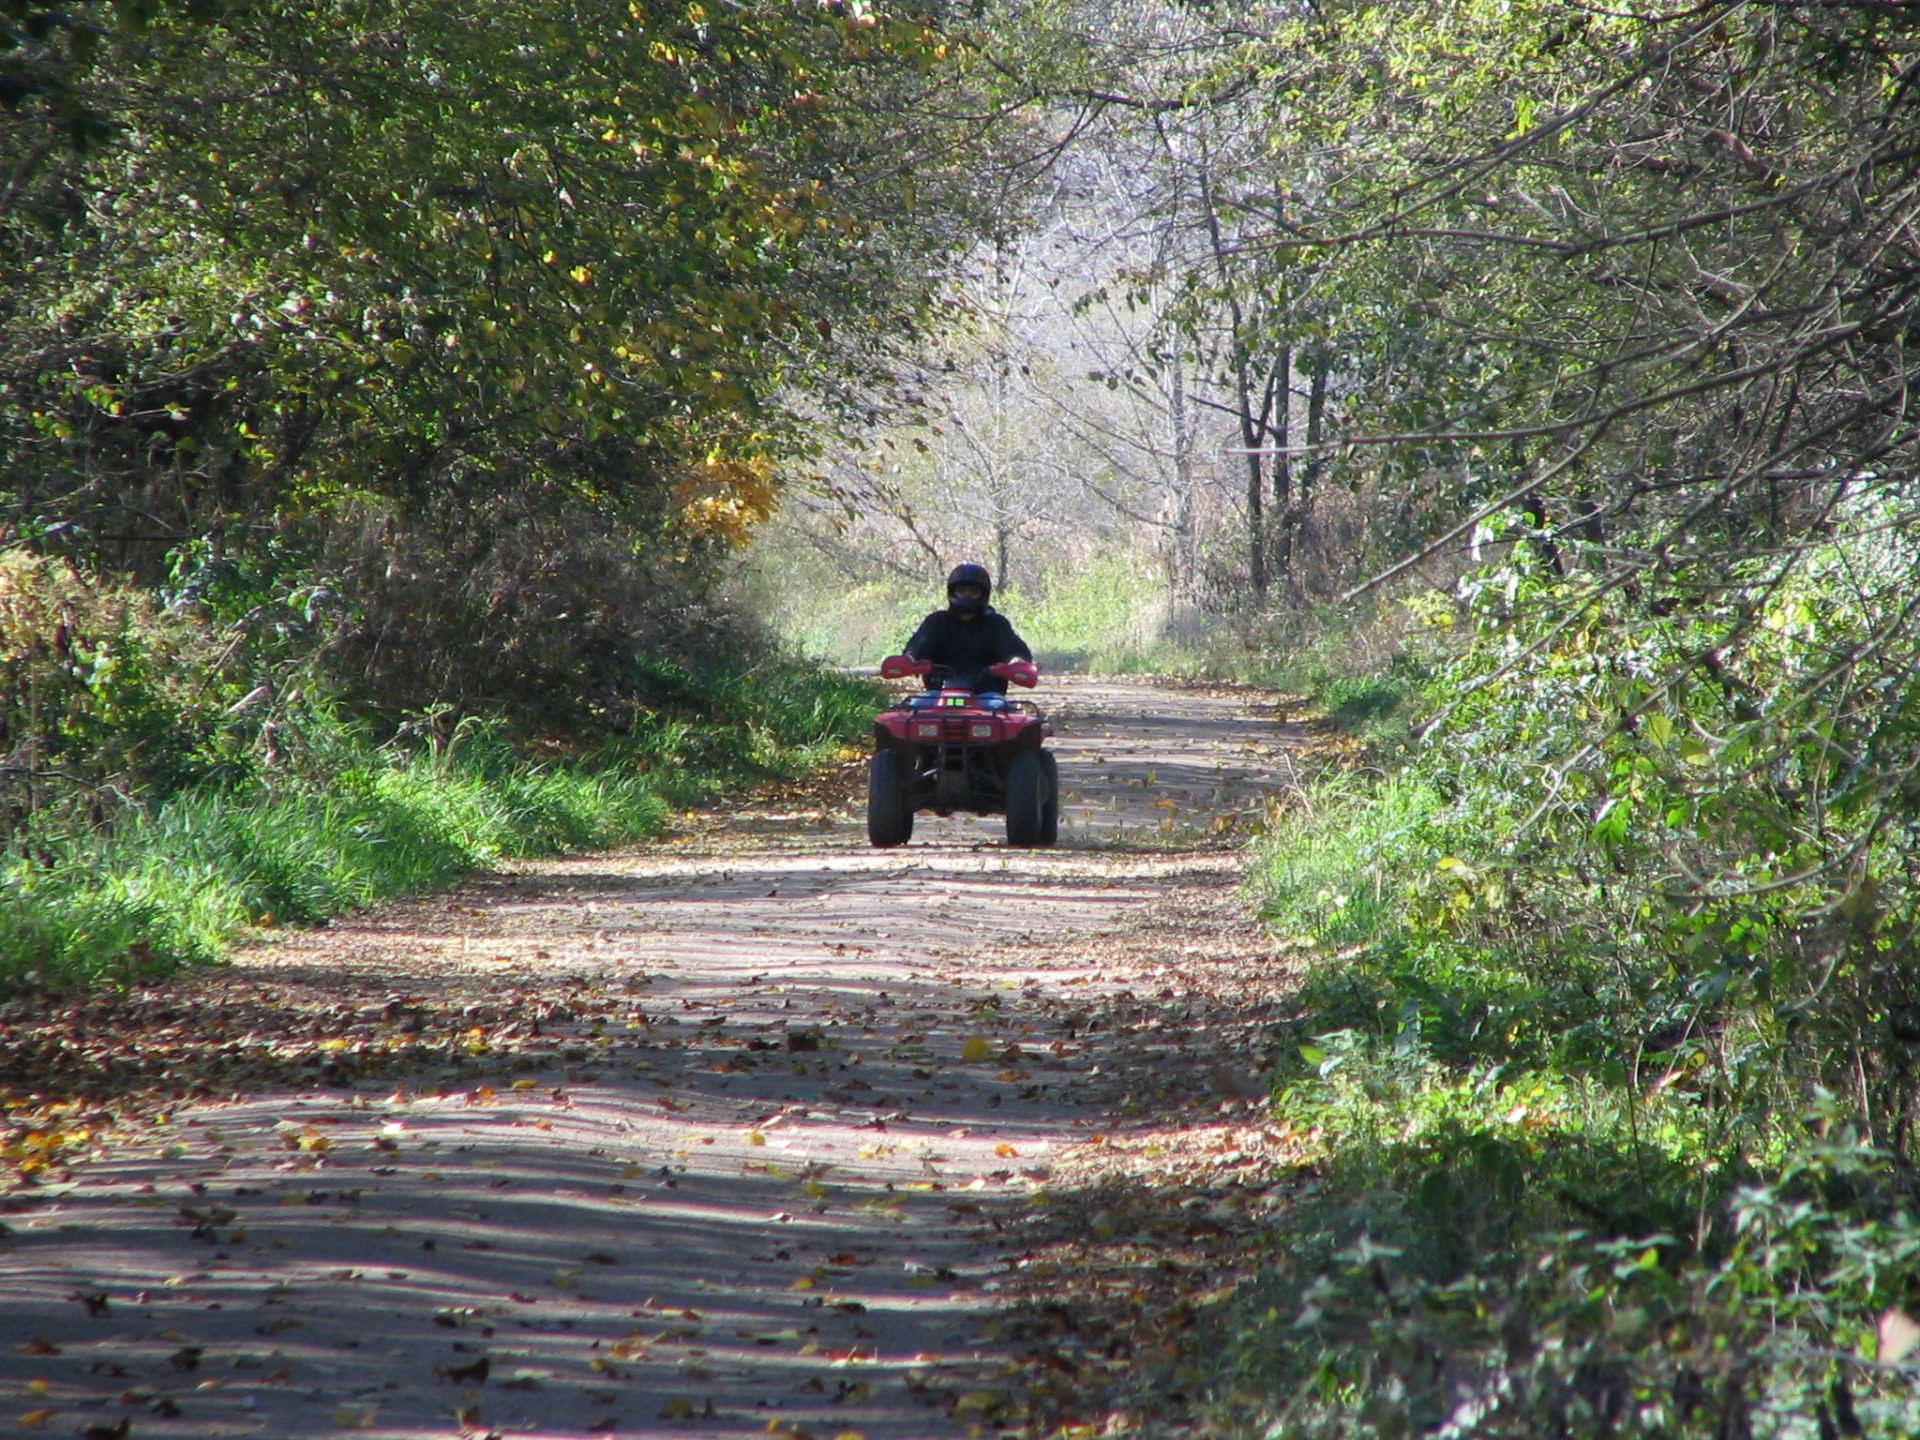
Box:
left=880, top=655, right=1039, bottom=688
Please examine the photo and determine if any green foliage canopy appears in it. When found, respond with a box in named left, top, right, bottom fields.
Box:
left=1, top=0, right=1014, bottom=566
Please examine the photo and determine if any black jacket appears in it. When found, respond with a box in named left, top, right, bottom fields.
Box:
left=903, top=607, right=1032, bottom=692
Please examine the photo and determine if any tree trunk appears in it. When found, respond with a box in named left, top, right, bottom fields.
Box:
left=1271, top=340, right=1293, bottom=584
left=1304, top=358, right=1327, bottom=577
left=1242, top=422, right=1267, bottom=603
left=1265, top=189, right=1295, bottom=593
left=1168, top=355, right=1197, bottom=597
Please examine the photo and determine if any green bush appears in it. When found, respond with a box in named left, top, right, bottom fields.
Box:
left=1224, top=516, right=1920, bottom=1437
left=0, top=552, right=269, bottom=829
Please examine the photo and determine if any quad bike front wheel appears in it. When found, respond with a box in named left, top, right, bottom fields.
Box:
left=867, top=749, right=914, bottom=847
left=1005, top=750, right=1049, bottom=847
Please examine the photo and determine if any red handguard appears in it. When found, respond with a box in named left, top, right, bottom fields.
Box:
left=880, top=654, right=932, bottom=680
left=987, top=659, right=1039, bottom=689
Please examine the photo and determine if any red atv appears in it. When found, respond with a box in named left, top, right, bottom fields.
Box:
left=867, top=656, right=1059, bottom=848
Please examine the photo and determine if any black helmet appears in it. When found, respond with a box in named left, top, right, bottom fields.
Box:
left=946, top=562, right=991, bottom=614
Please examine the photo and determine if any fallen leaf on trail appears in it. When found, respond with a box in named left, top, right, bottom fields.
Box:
left=333, top=1405, right=377, bottom=1428
left=961, top=1036, right=993, bottom=1063
left=954, top=1389, right=1007, bottom=1416
left=660, top=1395, right=696, bottom=1419
left=81, top=1422, right=129, bottom=1440
left=23, top=1337, right=59, bottom=1355
left=17, top=1411, right=52, bottom=1431
left=445, top=1355, right=491, bottom=1384
left=994, top=1143, right=1020, bottom=1158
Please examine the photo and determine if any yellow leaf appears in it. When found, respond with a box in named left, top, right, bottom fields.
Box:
left=553, top=1270, right=581, bottom=1290
left=512, top=1079, right=539, bottom=1091
left=961, top=1036, right=992, bottom=1063
left=661, top=1396, right=696, bottom=1419
left=954, top=1390, right=1006, bottom=1416
left=994, top=1142, right=1019, bottom=1158
left=18, top=1410, right=53, bottom=1430
left=745, top=1130, right=767, bottom=1146
left=333, top=1405, right=377, bottom=1428
left=791, top=1275, right=815, bottom=1291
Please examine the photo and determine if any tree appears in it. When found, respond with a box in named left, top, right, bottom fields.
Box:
left=0, top=0, right=1027, bottom=717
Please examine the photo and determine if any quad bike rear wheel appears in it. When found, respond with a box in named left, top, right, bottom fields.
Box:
left=1038, top=750, right=1060, bottom=846
left=867, top=749, right=914, bottom=847
left=1005, top=750, right=1047, bottom=847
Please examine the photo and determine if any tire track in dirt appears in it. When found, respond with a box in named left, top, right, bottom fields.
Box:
left=0, top=677, right=1302, bottom=1439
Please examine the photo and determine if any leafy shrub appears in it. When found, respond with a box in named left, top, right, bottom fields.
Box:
left=1212, top=1092, right=1920, bottom=1439
left=0, top=552, right=273, bottom=830
left=1230, top=511, right=1920, bottom=1436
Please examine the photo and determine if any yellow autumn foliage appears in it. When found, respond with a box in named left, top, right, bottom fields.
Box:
left=674, top=450, right=778, bottom=546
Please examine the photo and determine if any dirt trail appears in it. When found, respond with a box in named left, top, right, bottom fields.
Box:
left=0, top=677, right=1303, bottom=1440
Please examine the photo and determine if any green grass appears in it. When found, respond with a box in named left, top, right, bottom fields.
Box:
left=0, top=659, right=878, bottom=992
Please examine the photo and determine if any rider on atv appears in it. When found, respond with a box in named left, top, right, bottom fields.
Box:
left=902, top=563, right=1032, bottom=697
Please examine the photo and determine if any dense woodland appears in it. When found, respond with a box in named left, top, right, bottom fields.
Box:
left=9, top=1, right=1920, bottom=1434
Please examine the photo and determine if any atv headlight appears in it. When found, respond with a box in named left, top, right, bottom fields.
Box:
left=914, top=721, right=941, bottom=739
left=968, top=722, right=995, bottom=739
